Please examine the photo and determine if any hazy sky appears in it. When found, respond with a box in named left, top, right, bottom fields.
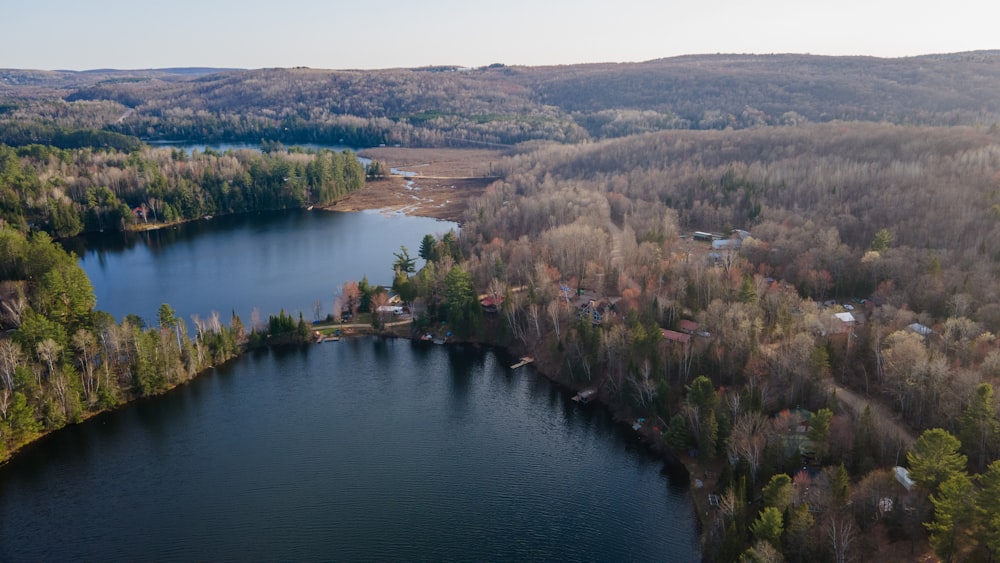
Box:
left=5, top=0, right=998, bottom=70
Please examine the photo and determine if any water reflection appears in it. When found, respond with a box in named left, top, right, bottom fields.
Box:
left=71, top=209, right=457, bottom=325
left=0, top=337, right=700, bottom=561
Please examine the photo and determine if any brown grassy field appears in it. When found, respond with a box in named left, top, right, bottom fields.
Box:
left=329, top=148, right=504, bottom=221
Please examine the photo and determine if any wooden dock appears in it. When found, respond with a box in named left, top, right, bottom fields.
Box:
left=510, top=356, right=535, bottom=369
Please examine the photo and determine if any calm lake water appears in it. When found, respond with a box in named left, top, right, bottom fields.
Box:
left=1, top=210, right=701, bottom=561
left=67, top=209, right=454, bottom=325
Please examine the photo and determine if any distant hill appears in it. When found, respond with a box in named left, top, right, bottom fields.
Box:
left=0, top=67, right=237, bottom=93
left=2, top=52, right=1000, bottom=146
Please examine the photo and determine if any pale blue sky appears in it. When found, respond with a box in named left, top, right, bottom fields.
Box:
left=4, top=0, right=998, bottom=70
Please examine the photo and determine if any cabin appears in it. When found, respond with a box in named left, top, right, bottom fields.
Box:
left=661, top=329, right=691, bottom=344
left=828, top=311, right=856, bottom=334
left=693, top=231, right=715, bottom=242
left=712, top=239, right=740, bottom=251
left=678, top=320, right=699, bottom=334
left=562, top=288, right=620, bottom=326
left=479, top=294, right=503, bottom=314
left=579, top=299, right=616, bottom=326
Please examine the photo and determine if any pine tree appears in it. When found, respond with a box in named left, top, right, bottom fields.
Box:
left=907, top=428, right=967, bottom=492
left=926, top=473, right=976, bottom=562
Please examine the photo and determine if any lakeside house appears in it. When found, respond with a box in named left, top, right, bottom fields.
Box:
left=479, top=294, right=503, bottom=314
left=579, top=299, right=616, bottom=326
left=560, top=287, right=620, bottom=326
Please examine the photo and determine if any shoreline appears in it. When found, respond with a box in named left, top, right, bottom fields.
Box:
left=0, top=347, right=243, bottom=467
left=357, top=320, right=703, bottom=533
left=1, top=314, right=704, bottom=554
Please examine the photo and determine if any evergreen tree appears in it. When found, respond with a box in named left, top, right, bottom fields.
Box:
left=958, top=383, right=999, bottom=471
left=907, top=428, right=967, bottom=492
left=808, top=408, right=833, bottom=461
left=739, top=275, right=757, bottom=304
left=664, top=414, right=691, bottom=451
left=419, top=233, right=438, bottom=262
left=762, top=473, right=792, bottom=511
left=977, top=460, right=1000, bottom=561
left=393, top=245, right=417, bottom=276
left=444, top=265, right=481, bottom=337
left=870, top=228, right=893, bottom=252
left=829, top=463, right=850, bottom=507
left=926, top=473, right=976, bottom=562
left=750, top=506, right=784, bottom=549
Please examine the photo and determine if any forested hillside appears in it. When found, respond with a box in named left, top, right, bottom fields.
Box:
left=426, top=121, right=1000, bottom=560
left=3, top=52, right=1000, bottom=148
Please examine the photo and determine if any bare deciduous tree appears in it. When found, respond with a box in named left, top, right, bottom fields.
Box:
left=729, top=411, right=772, bottom=484
left=826, top=515, right=857, bottom=563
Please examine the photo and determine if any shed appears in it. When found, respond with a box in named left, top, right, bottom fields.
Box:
left=833, top=312, right=856, bottom=324
left=894, top=466, right=915, bottom=491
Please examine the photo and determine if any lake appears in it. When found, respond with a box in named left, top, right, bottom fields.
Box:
left=68, top=209, right=454, bottom=325
left=0, top=210, right=700, bottom=561
left=145, top=140, right=357, bottom=155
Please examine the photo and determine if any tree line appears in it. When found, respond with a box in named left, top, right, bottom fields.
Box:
left=0, top=143, right=365, bottom=237
left=0, top=223, right=318, bottom=461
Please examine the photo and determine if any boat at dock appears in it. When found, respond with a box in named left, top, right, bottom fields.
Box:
left=571, top=388, right=597, bottom=404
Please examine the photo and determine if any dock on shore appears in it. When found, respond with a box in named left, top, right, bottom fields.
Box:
left=510, top=356, right=534, bottom=369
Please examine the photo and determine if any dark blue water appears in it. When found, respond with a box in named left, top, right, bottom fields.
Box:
left=4, top=209, right=701, bottom=561
left=69, top=209, right=454, bottom=325
left=0, top=341, right=699, bottom=561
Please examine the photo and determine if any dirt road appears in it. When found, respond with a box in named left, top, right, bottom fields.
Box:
left=826, top=380, right=916, bottom=446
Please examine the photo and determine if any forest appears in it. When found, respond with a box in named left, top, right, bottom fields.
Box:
left=3, top=52, right=1000, bottom=561
left=0, top=221, right=318, bottom=461
left=0, top=143, right=365, bottom=237
left=387, top=121, right=1000, bottom=561
left=4, top=52, right=1000, bottom=150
